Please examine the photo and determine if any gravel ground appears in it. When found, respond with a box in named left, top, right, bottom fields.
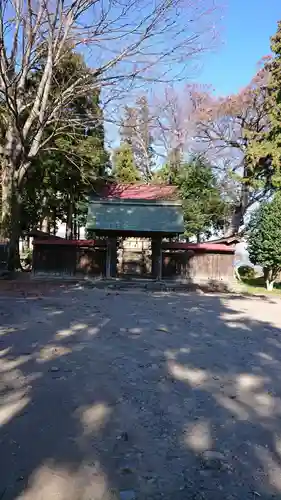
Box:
left=1, top=284, right=281, bottom=500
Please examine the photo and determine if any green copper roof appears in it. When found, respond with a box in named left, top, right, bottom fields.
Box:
left=86, top=199, right=184, bottom=234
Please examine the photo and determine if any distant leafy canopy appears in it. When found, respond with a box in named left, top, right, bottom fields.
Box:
left=157, top=157, right=229, bottom=241
left=248, top=193, right=281, bottom=289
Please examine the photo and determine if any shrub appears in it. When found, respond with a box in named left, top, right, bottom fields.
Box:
left=237, top=265, right=256, bottom=280
left=248, top=193, right=281, bottom=290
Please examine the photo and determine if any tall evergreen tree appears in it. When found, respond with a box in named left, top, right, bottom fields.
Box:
left=247, top=21, right=281, bottom=187
left=248, top=193, right=281, bottom=290
left=156, top=157, right=229, bottom=241
left=20, top=50, right=109, bottom=239
left=112, top=144, right=140, bottom=183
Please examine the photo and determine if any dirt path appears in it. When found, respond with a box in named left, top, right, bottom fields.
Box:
left=1, top=286, right=281, bottom=499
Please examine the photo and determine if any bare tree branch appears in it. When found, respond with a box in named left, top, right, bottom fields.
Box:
left=0, top=0, right=221, bottom=243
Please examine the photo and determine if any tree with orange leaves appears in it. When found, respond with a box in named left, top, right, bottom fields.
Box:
left=191, top=66, right=271, bottom=236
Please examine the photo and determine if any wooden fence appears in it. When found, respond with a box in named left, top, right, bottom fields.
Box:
left=32, top=239, right=235, bottom=284
left=0, top=241, right=9, bottom=273
left=33, top=240, right=107, bottom=276
left=161, top=242, right=235, bottom=284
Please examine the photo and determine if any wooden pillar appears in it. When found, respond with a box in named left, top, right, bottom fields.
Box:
left=106, top=237, right=117, bottom=278
left=151, top=237, right=162, bottom=280
left=111, top=237, right=117, bottom=278
left=106, top=238, right=112, bottom=278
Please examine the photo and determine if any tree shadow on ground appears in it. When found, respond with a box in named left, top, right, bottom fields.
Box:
left=1, top=285, right=281, bottom=499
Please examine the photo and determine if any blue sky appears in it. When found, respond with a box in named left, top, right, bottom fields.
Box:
left=198, top=0, right=280, bottom=96
left=106, top=0, right=280, bottom=146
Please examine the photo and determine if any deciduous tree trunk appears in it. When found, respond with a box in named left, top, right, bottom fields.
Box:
left=266, top=280, right=274, bottom=291
left=225, top=168, right=250, bottom=236
left=22, top=237, right=30, bottom=253
left=225, top=204, right=244, bottom=236
left=73, top=210, right=77, bottom=240
left=42, top=217, right=51, bottom=234
left=52, top=208, right=57, bottom=236
left=264, top=267, right=278, bottom=291
left=1, top=160, right=21, bottom=270
left=66, top=199, right=73, bottom=239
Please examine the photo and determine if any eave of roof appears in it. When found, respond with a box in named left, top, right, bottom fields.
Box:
left=95, top=183, right=178, bottom=200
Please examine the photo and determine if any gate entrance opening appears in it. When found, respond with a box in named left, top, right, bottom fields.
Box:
left=117, top=237, right=151, bottom=278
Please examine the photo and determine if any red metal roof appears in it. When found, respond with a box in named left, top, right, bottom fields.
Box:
left=162, top=242, right=235, bottom=253
left=99, top=183, right=177, bottom=200
left=33, top=239, right=106, bottom=247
